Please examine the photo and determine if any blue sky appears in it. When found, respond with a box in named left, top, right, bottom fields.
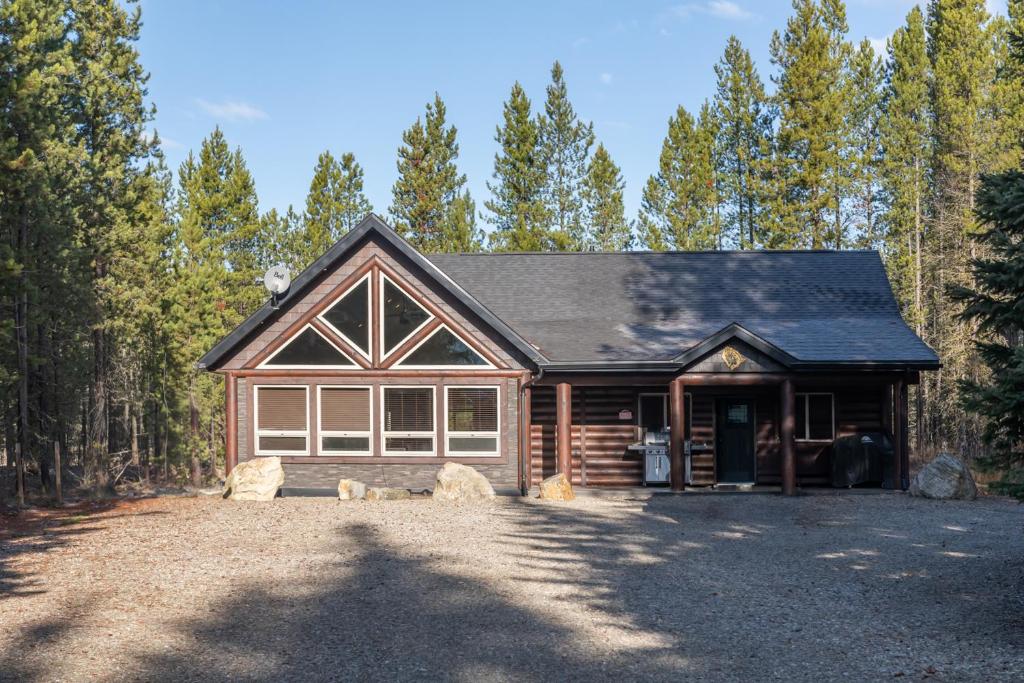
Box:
left=137, top=0, right=1008, bottom=229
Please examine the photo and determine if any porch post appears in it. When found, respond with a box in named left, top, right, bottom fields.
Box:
left=555, top=382, right=572, bottom=479
left=225, top=374, right=238, bottom=476
left=669, top=378, right=686, bottom=491
left=522, top=385, right=533, bottom=491
left=895, top=378, right=909, bottom=491
left=780, top=377, right=796, bottom=496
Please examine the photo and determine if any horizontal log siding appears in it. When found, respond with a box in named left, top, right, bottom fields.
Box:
left=530, top=382, right=889, bottom=488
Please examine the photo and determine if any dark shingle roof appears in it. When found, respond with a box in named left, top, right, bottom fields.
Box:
left=425, top=250, right=939, bottom=367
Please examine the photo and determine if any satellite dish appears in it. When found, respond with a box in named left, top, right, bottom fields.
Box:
left=263, top=264, right=290, bottom=296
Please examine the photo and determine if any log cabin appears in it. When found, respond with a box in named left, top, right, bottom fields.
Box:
left=199, top=214, right=939, bottom=496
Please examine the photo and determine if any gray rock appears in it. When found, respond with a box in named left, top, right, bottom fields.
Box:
left=366, top=487, right=412, bottom=501
left=432, top=463, right=496, bottom=502
left=910, top=453, right=978, bottom=500
left=338, top=479, right=367, bottom=501
left=222, top=457, right=284, bottom=501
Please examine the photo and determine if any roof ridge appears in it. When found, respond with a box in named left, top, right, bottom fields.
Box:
left=428, top=249, right=879, bottom=256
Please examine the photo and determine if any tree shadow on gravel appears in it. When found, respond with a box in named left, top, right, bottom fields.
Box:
left=132, top=521, right=691, bottom=682
left=498, top=495, right=1024, bottom=679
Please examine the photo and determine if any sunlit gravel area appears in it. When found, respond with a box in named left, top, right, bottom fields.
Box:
left=1, top=491, right=1022, bottom=681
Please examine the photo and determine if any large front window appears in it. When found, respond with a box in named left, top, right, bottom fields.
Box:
left=318, top=386, right=372, bottom=455
left=445, top=386, right=500, bottom=456
left=254, top=386, right=309, bottom=455
left=382, top=386, right=436, bottom=455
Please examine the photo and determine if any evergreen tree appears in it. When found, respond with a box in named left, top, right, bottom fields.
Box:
left=582, top=144, right=632, bottom=251
left=925, top=0, right=999, bottom=453
left=259, top=206, right=306, bottom=273
left=445, top=190, right=485, bottom=252
left=879, top=6, right=930, bottom=334
left=768, top=0, right=852, bottom=248
left=948, top=166, right=1024, bottom=499
left=847, top=38, right=884, bottom=248
left=638, top=105, right=719, bottom=250
left=712, top=35, right=773, bottom=249
left=390, top=93, right=475, bottom=252
left=303, top=150, right=371, bottom=261
left=486, top=82, right=549, bottom=251
left=538, top=61, right=594, bottom=250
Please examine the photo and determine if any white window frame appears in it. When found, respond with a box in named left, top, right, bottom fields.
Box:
left=317, top=272, right=372, bottom=360
left=254, top=385, right=310, bottom=456
left=637, top=392, right=692, bottom=436
left=444, top=385, right=501, bottom=457
left=795, top=392, right=835, bottom=442
left=380, top=385, right=437, bottom=456
left=317, top=385, right=373, bottom=456
left=392, top=323, right=496, bottom=370
left=257, top=323, right=358, bottom=370
left=379, top=271, right=435, bottom=361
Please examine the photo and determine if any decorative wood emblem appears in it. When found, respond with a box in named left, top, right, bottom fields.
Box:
left=721, top=345, right=747, bottom=370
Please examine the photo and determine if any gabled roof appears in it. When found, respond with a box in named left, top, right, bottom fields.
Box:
left=200, top=215, right=940, bottom=372
left=426, top=249, right=940, bottom=370
left=198, top=214, right=545, bottom=370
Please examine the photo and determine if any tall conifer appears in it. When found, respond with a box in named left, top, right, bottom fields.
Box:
left=303, top=150, right=371, bottom=260
left=538, top=61, right=594, bottom=250
left=582, top=144, right=632, bottom=251
left=486, top=83, right=549, bottom=251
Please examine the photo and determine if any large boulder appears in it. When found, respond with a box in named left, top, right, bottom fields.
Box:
left=432, top=463, right=496, bottom=502
left=223, top=457, right=284, bottom=501
left=366, top=487, right=412, bottom=501
left=538, top=472, right=575, bottom=501
left=910, top=453, right=978, bottom=500
left=338, top=479, right=367, bottom=501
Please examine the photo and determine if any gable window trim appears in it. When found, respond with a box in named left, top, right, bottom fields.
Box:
left=795, top=392, right=835, bottom=442
left=379, top=271, right=435, bottom=362
left=316, top=272, right=372, bottom=360
left=392, top=323, right=496, bottom=370
left=317, top=385, right=373, bottom=456
left=637, top=392, right=692, bottom=439
left=380, top=385, right=437, bottom=457
left=254, top=385, right=310, bottom=456
left=444, top=385, right=501, bottom=457
left=257, top=323, right=359, bottom=370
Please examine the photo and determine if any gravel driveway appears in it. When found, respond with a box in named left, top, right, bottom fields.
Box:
left=1, top=491, right=1022, bottom=682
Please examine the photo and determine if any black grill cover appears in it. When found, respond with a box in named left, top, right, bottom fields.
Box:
left=831, top=432, right=895, bottom=488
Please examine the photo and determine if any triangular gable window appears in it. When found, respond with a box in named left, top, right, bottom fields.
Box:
left=319, top=275, right=370, bottom=357
left=262, top=325, right=356, bottom=367
left=381, top=274, right=432, bottom=357
left=395, top=325, right=491, bottom=368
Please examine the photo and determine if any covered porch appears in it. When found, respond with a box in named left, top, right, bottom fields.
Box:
left=525, top=372, right=914, bottom=495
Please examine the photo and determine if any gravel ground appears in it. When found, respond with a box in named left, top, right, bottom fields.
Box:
left=1, top=491, right=1022, bottom=682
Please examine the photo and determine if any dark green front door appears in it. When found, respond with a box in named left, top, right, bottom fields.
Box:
left=716, top=399, right=756, bottom=483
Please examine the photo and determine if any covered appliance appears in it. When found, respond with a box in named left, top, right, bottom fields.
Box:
left=831, top=432, right=895, bottom=488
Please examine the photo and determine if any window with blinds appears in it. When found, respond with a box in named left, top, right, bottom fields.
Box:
left=445, top=386, right=499, bottom=456
left=318, top=386, right=372, bottom=455
left=382, top=386, right=435, bottom=455
left=255, top=386, right=309, bottom=455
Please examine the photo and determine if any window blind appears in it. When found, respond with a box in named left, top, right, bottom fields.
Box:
left=383, top=387, right=434, bottom=432
left=257, top=387, right=307, bottom=430
left=320, top=387, right=370, bottom=432
left=447, top=387, right=498, bottom=432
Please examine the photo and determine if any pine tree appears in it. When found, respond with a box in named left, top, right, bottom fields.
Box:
left=768, top=0, right=852, bottom=248
left=582, top=144, right=632, bottom=251
left=948, top=166, right=1024, bottom=499
left=538, top=61, right=594, bottom=250
left=847, top=38, right=884, bottom=248
left=486, top=82, right=549, bottom=251
left=987, top=1, right=1024, bottom=172
left=390, top=93, right=475, bottom=252
left=303, top=150, right=371, bottom=260
left=925, top=0, right=1000, bottom=453
left=637, top=105, right=719, bottom=250
left=879, top=6, right=930, bottom=335
left=712, top=35, right=773, bottom=249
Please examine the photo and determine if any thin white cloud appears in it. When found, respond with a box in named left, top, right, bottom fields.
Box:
left=672, top=1, right=753, bottom=21
left=600, top=72, right=614, bottom=85
left=868, top=34, right=890, bottom=56
left=195, top=98, right=269, bottom=122
left=572, top=36, right=589, bottom=49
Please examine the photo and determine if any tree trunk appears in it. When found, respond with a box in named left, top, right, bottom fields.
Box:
left=189, top=383, right=201, bottom=487
left=17, top=211, right=30, bottom=506
left=91, top=325, right=109, bottom=492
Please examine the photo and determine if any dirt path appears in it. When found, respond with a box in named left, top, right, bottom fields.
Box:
left=1, top=492, right=1022, bottom=681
